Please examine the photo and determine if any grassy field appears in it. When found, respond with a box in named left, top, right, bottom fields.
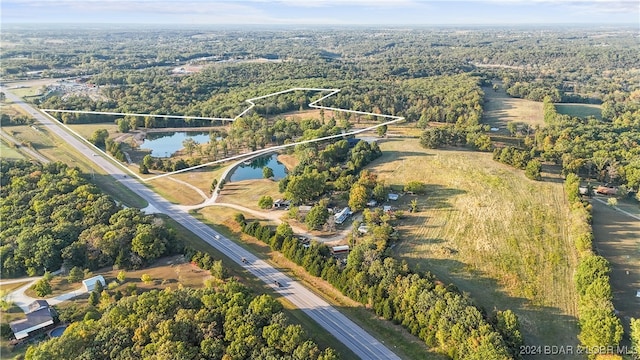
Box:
left=590, top=198, right=640, bottom=331
left=67, top=122, right=119, bottom=140
left=217, top=179, right=282, bottom=210
left=368, top=138, right=580, bottom=358
left=0, top=140, right=25, bottom=160
left=482, top=85, right=544, bottom=132
left=555, top=103, right=602, bottom=120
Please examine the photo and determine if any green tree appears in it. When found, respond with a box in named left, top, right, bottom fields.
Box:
left=117, top=118, right=130, bottom=133
left=404, top=181, right=427, bottom=194
left=131, top=224, right=166, bottom=261
left=376, top=124, right=388, bottom=137
left=348, top=184, right=368, bottom=212
left=525, top=159, right=542, bottom=181
left=33, top=277, right=52, bottom=297
left=263, top=166, right=274, bottom=179
left=258, top=195, right=274, bottom=209
left=117, top=270, right=126, bottom=283
left=607, top=197, right=618, bottom=207
left=67, top=266, right=84, bottom=283
left=506, top=122, right=518, bottom=136
left=210, top=178, right=218, bottom=193
left=410, top=199, right=418, bottom=213
left=141, top=274, right=152, bottom=284
left=89, top=129, right=109, bottom=148
left=88, top=291, right=99, bottom=306
left=182, top=137, right=197, bottom=157
left=631, top=318, right=640, bottom=354
left=210, top=260, right=227, bottom=279
left=305, top=203, right=329, bottom=230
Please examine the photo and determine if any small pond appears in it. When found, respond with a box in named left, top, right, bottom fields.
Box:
left=230, top=154, right=287, bottom=181
left=141, top=131, right=210, bottom=158
left=50, top=325, right=67, bottom=337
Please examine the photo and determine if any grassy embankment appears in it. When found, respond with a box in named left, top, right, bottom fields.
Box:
left=368, top=138, right=581, bottom=359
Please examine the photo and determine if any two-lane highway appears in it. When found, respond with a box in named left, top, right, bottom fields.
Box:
left=2, top=87, right=401, bottom=360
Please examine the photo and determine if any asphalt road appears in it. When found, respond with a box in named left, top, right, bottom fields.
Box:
left=2, top=87, right=401, bottom=360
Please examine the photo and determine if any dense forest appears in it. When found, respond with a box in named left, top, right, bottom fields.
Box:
left=0, top=160, right=181, bottom=277
left=25, top=281, right=338, bottom=360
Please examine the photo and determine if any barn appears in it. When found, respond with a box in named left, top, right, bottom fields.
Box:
left=82, top=275, right=106, bottom=292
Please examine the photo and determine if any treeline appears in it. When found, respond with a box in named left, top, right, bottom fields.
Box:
left=234, top=216, right=519, bottom=359
left=0, top=160, right=180, bottom=277
left=419, top=125, right=492, bottom=151
left=0, top=113, right=33, bottom=126
left=564, top=174, right=624, bottom=351
left=25, top=282, right=339, bottom=360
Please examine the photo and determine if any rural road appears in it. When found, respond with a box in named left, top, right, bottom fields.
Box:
left=2, top=87, right=401, bottom=360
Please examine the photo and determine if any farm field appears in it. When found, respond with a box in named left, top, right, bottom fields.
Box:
left=555, top=103, right=602, bottom=119
left=482, top=84, right=544, bottom=131
left=368, top=138, right=580, bottom=357
left=590, top=199, right=640, bottom=330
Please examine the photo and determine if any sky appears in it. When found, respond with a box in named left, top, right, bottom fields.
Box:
left=1, top=0, right=638, bottom=25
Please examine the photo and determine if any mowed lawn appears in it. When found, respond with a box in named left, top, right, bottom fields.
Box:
left=482, top=85, right=544, bottom=131
left=369, top=138, right=581, bottom=356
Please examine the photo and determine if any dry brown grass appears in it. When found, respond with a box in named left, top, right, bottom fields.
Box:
left=217, top=179, right=282, bottom=211
left=276, top=154, right=298, bottom=170
left=0, top=281, right=31, bottom=294
left=368, top=137, right=580, bottom=355
left=66, top=123, right=119, bottom=140
left=483, top=85, right=544, bottom=130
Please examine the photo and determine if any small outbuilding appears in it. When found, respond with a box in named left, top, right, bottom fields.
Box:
left=330, top=245, right=350, bottom=255
left=82, top=275, right=106, bottom=292
left=388, top=193, right=399, bottom=201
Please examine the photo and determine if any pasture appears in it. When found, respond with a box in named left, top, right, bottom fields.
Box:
left=482, top=85, right=544, bottom=131
left=555, top=103, right=602, bottom=120
left=368, top=138, right=580, bottom=357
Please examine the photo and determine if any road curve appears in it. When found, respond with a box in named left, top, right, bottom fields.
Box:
left=1, top=87, right=401, bottom=360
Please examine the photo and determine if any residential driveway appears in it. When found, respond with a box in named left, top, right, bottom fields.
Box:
left=3, top=276, right=88, bottom=313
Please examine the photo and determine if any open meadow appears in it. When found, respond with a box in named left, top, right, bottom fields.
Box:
left=482, top=84, right=544, bottom=131
left=555, top=103, right=602, bottom=120
left=368, top=137, right=581, bottom=357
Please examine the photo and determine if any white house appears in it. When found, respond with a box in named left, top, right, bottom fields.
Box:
left=388, top=193, right=399, bottom=201
left=82, top=275, right=106, bottom=292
